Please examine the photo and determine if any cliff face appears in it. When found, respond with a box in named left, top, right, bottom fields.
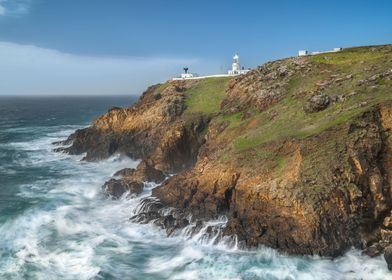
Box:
left=59, top=45, right=392, bottom=258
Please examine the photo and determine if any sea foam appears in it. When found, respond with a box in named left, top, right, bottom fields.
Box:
left=0, top=127, right=391, bottom=280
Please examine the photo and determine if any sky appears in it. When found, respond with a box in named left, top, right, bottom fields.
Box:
left=0, top=0, right=391, bottom=96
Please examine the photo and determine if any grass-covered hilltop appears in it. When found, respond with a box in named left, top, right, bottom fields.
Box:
left=59, top=44, right=392, bottom=268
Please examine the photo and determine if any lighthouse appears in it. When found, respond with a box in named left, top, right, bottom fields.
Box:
left=228, top=54, right=250, bottom=75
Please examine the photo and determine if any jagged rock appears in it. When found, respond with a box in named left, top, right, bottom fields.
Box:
left=103, top=179, right=144, bottom=198
left=104, top=161, right=166, bottom=198
left=384, top=214, right=392, bottom=229
left=363, top=244, right=382, bottom=257
left=385, top=245, right=392, bottom=270
left=59, top=45, right=392, bottom=259
left=303, top=94, right=331, bottom=113
left=114, top=161, right=166, bottom=183
left=381, top=229, right=392, bottom=242
left=330, top=94, right=346, bottom=103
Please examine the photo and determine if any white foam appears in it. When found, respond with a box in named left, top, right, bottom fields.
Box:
left=0, top=126, right=391, bottom=280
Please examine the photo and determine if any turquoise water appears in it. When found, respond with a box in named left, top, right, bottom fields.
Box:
left=0, top=96, right=390, bottom=280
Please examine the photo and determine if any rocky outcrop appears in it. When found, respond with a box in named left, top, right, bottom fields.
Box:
left=103, top=179, right=144, bottom=198
left=149, top=105, right=392, bottom=256
left=303, top=94, right=331, bottom=113
left=59, top=45, right=392, bottom=268
left=57, top=81, right=208, bottom=173
left=103, top=161, right=166, bottom=198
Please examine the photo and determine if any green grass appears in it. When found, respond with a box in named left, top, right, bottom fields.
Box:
left=177, top=46, right=392, bottom=166
left=310, top=46, right=387, bottom=65
left=184, top=77, right=231, bottom=117
left=217, top=112, right=244, bottom=129
left=275, top=156, right=286, bottom=176
left=232, top=88, right=392, bottom=153
left=155, top=82, right=170, bottom=93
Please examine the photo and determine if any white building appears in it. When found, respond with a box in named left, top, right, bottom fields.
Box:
left=298, top=47, right=343, bottom=57
left=172, top=54, right=251, bottom=80
left=181, top=73, right=195, bottom=79
left=298, top=50, right=308, bottom=56
left=228, top=54, right=250, bottom=75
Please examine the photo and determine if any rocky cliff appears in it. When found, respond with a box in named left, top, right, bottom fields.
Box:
left=58, top=45, right=392, bottom=264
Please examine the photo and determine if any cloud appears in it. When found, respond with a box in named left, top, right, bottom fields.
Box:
left=0, top=0, right=31, bottom=16
left=0, top=4, right=5, bottom=15
left=0, top=42, right=218, bottom=96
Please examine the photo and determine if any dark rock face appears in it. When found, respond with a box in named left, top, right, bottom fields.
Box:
left=303, top=94, right=331, bottom=113
left=58, top=45, right=392, bottom=269
left=103, top=161, right=166, bottom=198
left=114, top=161, right=166, bottom=183
left=103, top=179, right=144, bottom=198
left=152, top=105, right=392, bottom=257
left=58, top=82, right=208, bottom=173
left=385, top=246, right=392, bottom=270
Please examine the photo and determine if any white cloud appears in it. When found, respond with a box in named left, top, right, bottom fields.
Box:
left=0, top=42, right=218, bottom=96
left=0, top=4, right=5, bottom=15
left=0, top=0, right=31, bottom=16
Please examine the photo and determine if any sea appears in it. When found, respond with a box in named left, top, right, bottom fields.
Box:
left=0, top=96, right=390, bottom=280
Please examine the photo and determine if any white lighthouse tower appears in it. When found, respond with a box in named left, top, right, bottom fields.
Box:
left=228, top=54, right=249, bottom=75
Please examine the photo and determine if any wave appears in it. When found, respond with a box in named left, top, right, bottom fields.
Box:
left=0, top=127, right=390, bottom=280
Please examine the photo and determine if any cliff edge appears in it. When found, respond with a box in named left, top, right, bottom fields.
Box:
left=58, top=45, right=392, bottom=262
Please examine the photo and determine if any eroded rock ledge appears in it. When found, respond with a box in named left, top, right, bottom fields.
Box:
left=57, top=45, right=392, bottom=268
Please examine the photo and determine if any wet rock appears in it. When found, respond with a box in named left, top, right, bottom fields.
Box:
left=303, top=94, right=331, bottom=113
left=103, top=178, right=143, bottom=198
left=363, top=244, right=382, bottom=257
left=115, top=161, right=166, bottom=184
left=104, top=161, right=166, bottom=198
left=384, top=245, right=392, bottom=270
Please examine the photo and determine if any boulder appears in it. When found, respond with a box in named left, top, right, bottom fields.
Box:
left=304, top=94, right=331, bottom=113
left=103, top=179, right=144, bottom=198
left=114, top=161, right=166, bottom=183
left=104, top=161, right=166, bottom=198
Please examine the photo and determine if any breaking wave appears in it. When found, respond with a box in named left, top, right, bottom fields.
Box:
left=0, top=126, right=390, bottom=280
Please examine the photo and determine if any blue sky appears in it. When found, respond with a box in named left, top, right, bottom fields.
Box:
left=0, top=0, right=391, bottom=96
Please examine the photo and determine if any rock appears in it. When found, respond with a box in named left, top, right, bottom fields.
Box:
left=115, top=161, right=166, bottom=184
left=384, top=214, right=392, bottom=229
left=303, top=94, right=331, bottom=113
left=330, top=94, right=345, bottom=103
left=104, top=161, right=166, bottom=198
left=384, top=245, right=392, bottom=270
left=346, top=74, right=353, bottom=79
left=153, top=92, right=162, bottom=100
left=381, top=229, right=392, bottom=242
left=363, top=244, right=382, bottom=257
left=58, top=45, right=392, bottom=259
left=103, top=178, right=144, bottom=198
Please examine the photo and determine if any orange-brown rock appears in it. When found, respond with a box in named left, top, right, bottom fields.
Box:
left=59, top=45, right=392, bottom=264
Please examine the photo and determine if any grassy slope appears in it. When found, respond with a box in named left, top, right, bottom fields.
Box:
left=217, top=46, right=392, bottom=165
left=167, top=46, right=391, bottom=172
left=183, top=77, right=232, bottom=117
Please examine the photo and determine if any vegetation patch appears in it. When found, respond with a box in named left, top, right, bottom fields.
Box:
left=183, top=77, right=231, bottom=117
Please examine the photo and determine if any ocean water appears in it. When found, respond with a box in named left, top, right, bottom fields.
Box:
left=0, top=96, right=390, bottom=280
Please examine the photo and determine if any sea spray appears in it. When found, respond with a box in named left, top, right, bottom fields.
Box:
left=0, top=97, right=390, bottom=280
